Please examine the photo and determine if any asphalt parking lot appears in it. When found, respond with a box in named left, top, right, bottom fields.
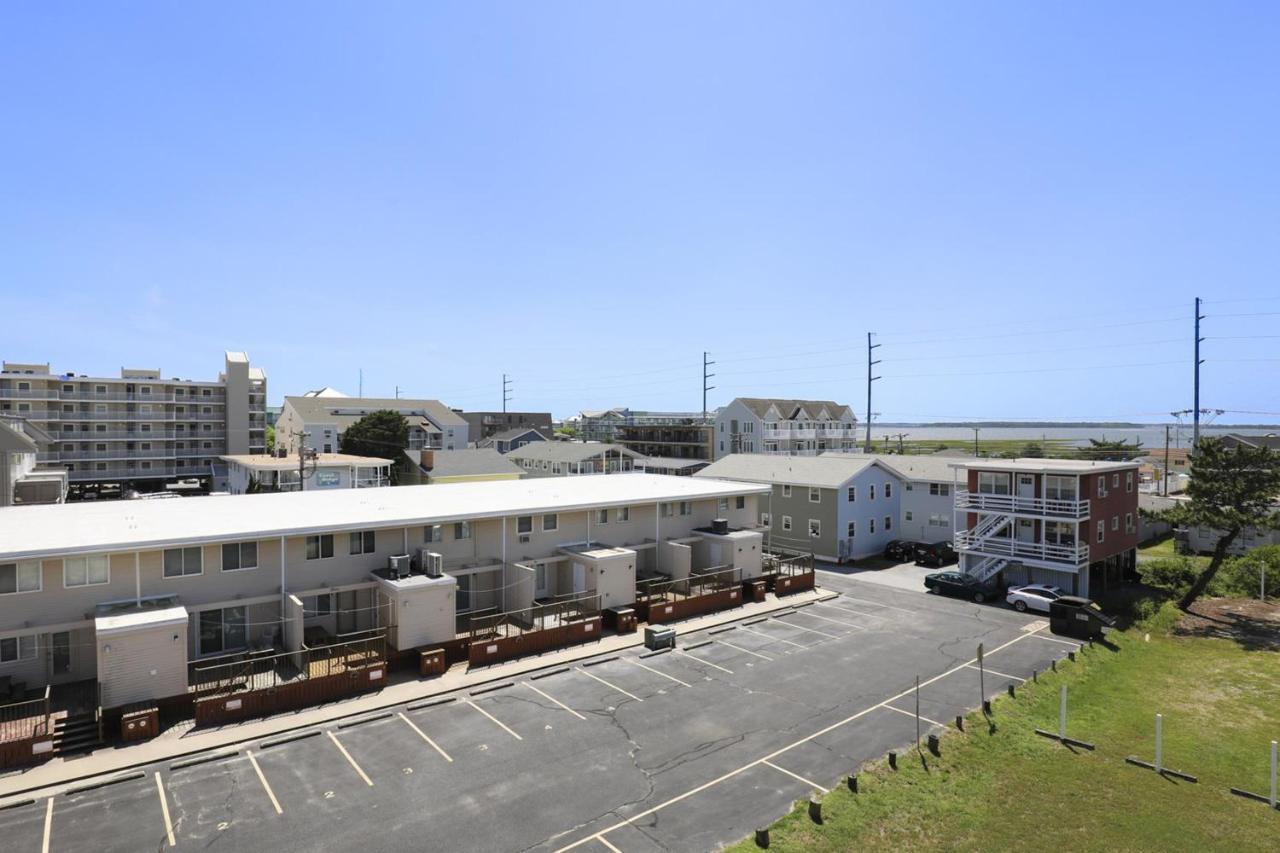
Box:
left=2, top=574, right=1079, bottom=853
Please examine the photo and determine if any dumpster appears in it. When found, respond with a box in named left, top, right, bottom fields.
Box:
left=419, top=647, right=446, bottom=677
left=603, top=606, right=637, bottom=635
left=121, top=702, right=158, bottom=743
left=1049, top=596, right=1116, bottom=641
left=644, top=624, right=676, bottom=651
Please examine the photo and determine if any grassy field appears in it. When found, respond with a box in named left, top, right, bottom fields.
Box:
left=880, top=437, right=1081, bottom=457
left=730, top=604, right=1279, bottom=852
left=1139, top=534, right=1211, bottom=569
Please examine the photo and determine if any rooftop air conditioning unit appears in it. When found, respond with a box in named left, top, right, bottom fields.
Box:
left=387, top=554, right=412, bottom=580
left=712, top=518, right=729, bottom=535
left=418, top=549, right=444, bottom=578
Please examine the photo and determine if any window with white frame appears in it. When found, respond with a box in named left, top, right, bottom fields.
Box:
left=905, top=510, right=913, bottom=522
left=305, top=535, right=334, bottom=560
left=809, top=487, right=820, bottom=503
left=884, top=515, right=892, bottom=531
left=1111, top=515, right=1119, bottom=531
left=782, top=484, right=792, bottom=498
left=735, top=495, right=745, bottom=510
left=595, top=509, right=608, bottom=525
left=1126, top=471, right=1134, bottom=493
left=718, top=497, right=729, bottom=513
left=543, top=513, right=558, bottom=531
left=64, top=554, right=109, bottom=587
left=929, top=513, right=950, bottom=527
left=517, top=516, right=533, bottom=534
left=424, top=524, right=444, bottom=543
left=761, top=512, right=771, bottom=527
left=885, top=482, right=893, bottom=499
left=1125, top=512, right=1134, bottom=533
left=455, top=521, right=472, bottom=540
left=847, top=520, right=855, bottom=538
left=847, top=486, right=856, bottom=502
left=869, top=518, right=876, bottom=534
left=929, top=482, right=951, bottom=497
left=1096, top=476, right=1107, bottom=498
left=977, top=472, right=1011, bottom=495
left=782, top=515, right=792, bottom=532
left=1096, top=520, right=1105, bottom=543
left=678, top=501, right=692, bottom=516
left=660, top=503, right=674, bottom=518
left=349, top=530, right=376, bottom=555
left=1112, top=473, right=1120, bottom=488
left=1044, top=475, right=1076, bottom=502
left=809, top=519, right=821, bottom=538
left=0, top=635, right=37, bottom=663
left=869, top=483, right=876, bottom=500
left=0, top=560, right=42, bottom=594
left=163, top=546, right=203, bottom=577
left=617, top=506, right=630, bottom=522
left=222, top=541, right=258, bottom=571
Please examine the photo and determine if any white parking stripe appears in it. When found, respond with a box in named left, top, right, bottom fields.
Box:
left=596, top=835, right=624, bottom=853
left=965, top=662, right=1022, bottom=681
left=399, top=712, right=454, bottom=762
left=327, top=731, right=374, bottom=786
left=246, top=750, right=283, bottom=814
left=1025, top=632, right=1081, bottom=648
left=881, top=702, right=947, bottom=729
left=762, top=759, right=826, bottom=792
left=627, top=657, right=692, bottom=688
left=715, top=638, right=774, bottom=661
left=795, top=608, right=865, bottom=629
left=816, top=600, right=887, bottom=619
left=154, top=772, right=176, bottom=847
left=41, top=797, right=53, bottom=853
left=739, top=624, right=807, bottom=648
left=775, top=615, right=845, bottom=637
left=576, top=667, right=644, bottom=702
left=524, top=682, right=587, bottom=720
left=677, top=647, right=733, bottom=674
left=826, top=591, right=915, bottom=613
left=468, top=700, right=524, bottom=740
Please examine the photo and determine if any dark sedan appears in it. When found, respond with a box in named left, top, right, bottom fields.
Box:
left=913, top=540, right=958, bottom=567
left=883, top=539, right=920, bottom=561
left=923, top=571, right=1002, bottom=603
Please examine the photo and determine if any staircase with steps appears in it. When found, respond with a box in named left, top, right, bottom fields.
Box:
left=966, top=555, right=1009, bottom=583
left=51, top=711, right=102, bottom=756
left=966, top=511, right=1011, bottom=548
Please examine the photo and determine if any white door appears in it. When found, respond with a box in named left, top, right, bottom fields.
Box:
left=572, top=562, right=587, bottom=594
left=1017, top=475, right=1035, bottom=499
left=534, top=563, right=548, bottom=598
left=1016, top=518, right=1035, bottom=543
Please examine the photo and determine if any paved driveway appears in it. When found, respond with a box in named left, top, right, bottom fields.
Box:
left=3, top=575, right=1075, bottom=853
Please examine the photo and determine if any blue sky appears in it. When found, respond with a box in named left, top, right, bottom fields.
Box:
left=2, top=3, right=1277, bottom=422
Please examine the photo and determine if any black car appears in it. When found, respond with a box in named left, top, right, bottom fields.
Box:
left=883, top=539, right=919, bottom=561
left=923, top=571, right=1001, bottom=603
left=913, top=540, right=958, bottom=568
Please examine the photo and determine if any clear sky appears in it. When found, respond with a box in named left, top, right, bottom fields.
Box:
left=2, top=3, right=1277, bottom=422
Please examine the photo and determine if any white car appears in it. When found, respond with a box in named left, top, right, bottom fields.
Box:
left=1005, top=584, right=1064, bottom=614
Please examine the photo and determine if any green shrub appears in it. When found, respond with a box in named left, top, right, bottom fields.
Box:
left=1217, top=544, right=1280, bottom=600
left=1138, top=556, right=1202, bottom=594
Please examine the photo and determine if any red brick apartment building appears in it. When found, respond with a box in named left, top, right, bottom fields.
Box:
left=952, top=459, right=1140, bottom=598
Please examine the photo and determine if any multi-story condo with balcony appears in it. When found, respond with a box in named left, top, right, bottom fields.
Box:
left=458, top=411, right=552, bottom=443
left=713, top=398, right=858, bottom=459
left=507, top=441, right=644, bottom=477
left=615, top=419, right=714, bottom=462
left=0, top=416, right=67, bottom=507
left=576, top=409, right=707, bottom=444
left=0, top=352, right=266, bottom=496
left=276, top=396, right=469, bottom=456
left=951, top=458, right=1140, bottom=598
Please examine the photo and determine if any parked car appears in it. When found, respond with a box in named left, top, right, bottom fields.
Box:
left=923, top=571, right=1001, bottom=603
left=914, top=540, right=958, bottom=567
left=1005, top=583, right=1064, bottom=614
left=883, top=540, right=919, bottom=561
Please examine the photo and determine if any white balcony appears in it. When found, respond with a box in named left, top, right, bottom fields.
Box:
left=955, top=489, right=1088, bottom=519
left=954, top=531, right=1089, bottom=568
left=0, top=388, right=59, bottom=399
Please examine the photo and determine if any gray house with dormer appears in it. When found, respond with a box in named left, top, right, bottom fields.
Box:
left=713, top=398, right=859, bottom=459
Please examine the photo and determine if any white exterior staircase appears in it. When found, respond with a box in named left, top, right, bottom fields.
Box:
left=966, top=512, right=1011, bottom=548
left=966, top=555, right=1009, bottom=583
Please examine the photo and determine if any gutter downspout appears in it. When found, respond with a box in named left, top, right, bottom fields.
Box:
left=134, top=552, right=141, bottom=606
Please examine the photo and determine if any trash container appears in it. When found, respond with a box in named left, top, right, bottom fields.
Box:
left=120, top=702, right=158, bottom=743
left=603, top=607, right=637, bottom=635
left=419, top=648, right=446, bottom=677
left=1049, top=596, right=1116, bottom=641
left=644, top=624, right=676, bottom=651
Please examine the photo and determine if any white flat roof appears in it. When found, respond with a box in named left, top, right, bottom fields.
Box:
left=0, top=474, right=770, bottom=561
left=221, top=453, right=392, bottom=470
left=95, top=604, right=189, bottom=636
left=950, top=458, right=1139, bottom=474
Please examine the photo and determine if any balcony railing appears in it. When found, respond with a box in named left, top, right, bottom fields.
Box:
left=954, top=531, right=1089, bottom=567
left=955, top=489, right=1089, bottom=519
left=0, top=388, right=59, bottom=399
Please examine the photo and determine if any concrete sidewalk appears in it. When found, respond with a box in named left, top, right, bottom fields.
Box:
left=0, top=586, right=829, bottom=802
left=818, top=560, right=934, bottom=593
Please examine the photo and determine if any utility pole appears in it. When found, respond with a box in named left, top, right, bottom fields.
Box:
left=291, top=430, right=310, bottom=492
left=972, top=427, right=981, bottom=457
left=702, top=352, right=715, bottom=423
left=358, top=368, right=363, bottom=398
left=1163, top=424, right=1171, bottom=496
left=502, top=374, right=513, bottom=414
left=1193, top=296, right=1204, bottom=452
left=395, top=385, right=401, bottom=399
left=865, top=333, right=881, bottom=452
left=894, top=432, right=909, bottom=454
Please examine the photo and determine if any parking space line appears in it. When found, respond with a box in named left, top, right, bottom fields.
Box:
left=154, top=772, right=176, bottom=847
left=1025, top=632, right=1081, bottom=648
left=468, top=700, right=524, bottom=739
left=41, top=797, right=53, bottom=853
left=881, top=703, right=947, bottom=729
left=676, top=647, right=733, bottom=674
left=816, top=600, right=887, bottom=619
left=576, top=667, right=644, bottom=703
left=794, top=608, right=866, bottom=629
left=398, top=711, right=455, bottom=761
left=776, top=615, right=847, bottom=637
left=762, top=759, right=826, bottom=792
left=739, top=624, right=807, bottom=648
left=553, top=628, right=1039, bottom=852
left=825, top=591, right=916, bottom=614
left=965, top=662, right=1022, bottom=681
left=523, top=682, right=587, bottom=721
left=245, top=750, right=283, bottom=814
left=327, top=730, right=374, bottom=786
left=626, top=656, right=693, bottom=688
left=714, top=638, right=774, bottom=661
left=596, top=834, right=624, bottom=853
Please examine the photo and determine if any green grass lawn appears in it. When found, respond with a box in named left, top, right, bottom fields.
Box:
left=1139, top=534, right=1211, bottom=569
left=730, top=605, right=1279, bottom=852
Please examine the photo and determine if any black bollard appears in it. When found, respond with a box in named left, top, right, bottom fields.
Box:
left=808, top=797, right=823, bottom=824
left=846, top=774, right=858, bottom=793
left=1068, top=651, right=1076, bottom=663
left=1007, top=684, right=1016, bottom=699
left=927, top=733, right=941, bottom=756
left=955, top=715, right=964, bottom=731
left=982, top=699, right=992, bottom=715
left=755, top=827, right=770, bottom=848
left=1032, top=670, right=1038, bottom=683
left=1051, top=659, right=1057, bottom=672
left=888, top=750, right=898, bottom=770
